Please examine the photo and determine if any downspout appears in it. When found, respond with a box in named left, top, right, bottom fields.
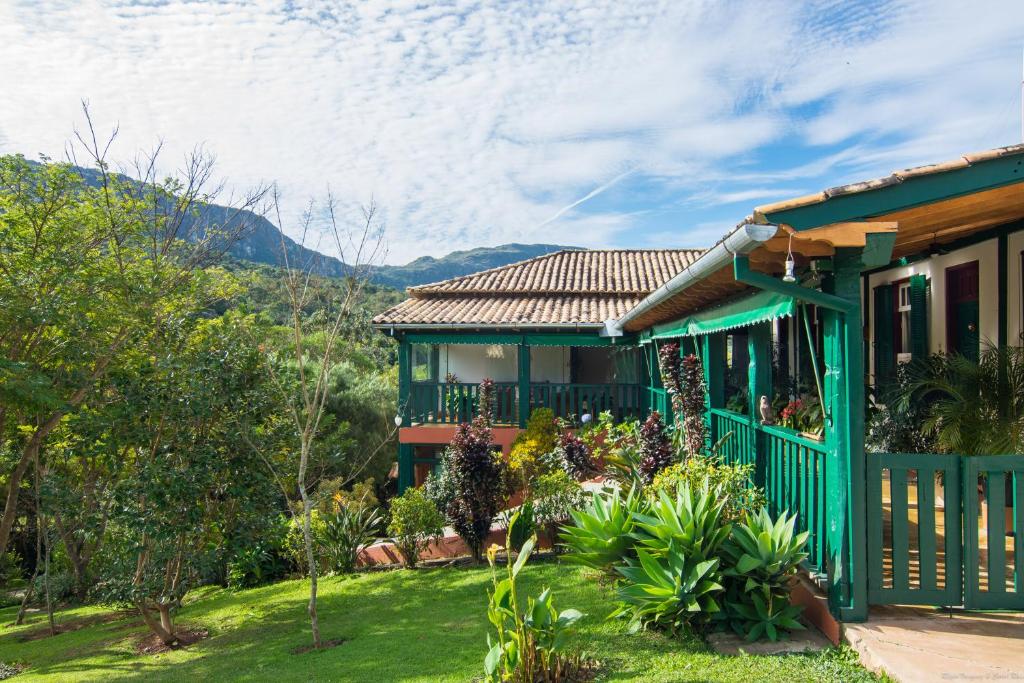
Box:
left=607, top=223, right=780, bottom=336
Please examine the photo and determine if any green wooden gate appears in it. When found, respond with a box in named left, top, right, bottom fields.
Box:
left=867, top=453, right=962, bottom=607
left=867, top=453, right=1024, bottom=610
left=962, top=456, right=1024, bottom=609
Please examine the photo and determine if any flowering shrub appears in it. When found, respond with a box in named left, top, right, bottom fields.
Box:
left=508, top=408, right=559, bottom=491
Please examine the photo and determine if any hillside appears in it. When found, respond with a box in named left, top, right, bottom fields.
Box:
left=56, top=161, right=578, bottom=290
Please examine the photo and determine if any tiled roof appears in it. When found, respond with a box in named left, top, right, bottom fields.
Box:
left=373, top=249, right=703, bottom=327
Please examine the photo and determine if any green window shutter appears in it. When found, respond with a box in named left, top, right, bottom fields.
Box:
left=873, top=284, right=895, bottom=386
left=909, top=275, right=929, bottom=358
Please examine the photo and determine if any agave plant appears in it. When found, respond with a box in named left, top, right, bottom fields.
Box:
left=631, top=485, right=731, bottom=562
left=560, top=487, right=645, bottom=575
left=321, top=505, right=383, bottom=574
left=722, top=507, right=808, bottom=641
left=612, top=540, right=724, bottom=633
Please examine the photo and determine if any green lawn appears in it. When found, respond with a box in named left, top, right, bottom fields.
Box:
left=1, top=561, right=876, bottom=682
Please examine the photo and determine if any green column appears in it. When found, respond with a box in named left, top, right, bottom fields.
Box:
left=747, top=323, right=772, bottom=425
left=822, top=248, right=869, bottom=621
left=518, top=341, right=530, bottom=428
left=397, top=338, right=414, bottom=493
left=747, top=323, right=771, bottom=488
left=701, top=333, right=725, bottom=453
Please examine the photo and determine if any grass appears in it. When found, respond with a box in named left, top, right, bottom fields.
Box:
left=0, top=561, right=877, bottom=682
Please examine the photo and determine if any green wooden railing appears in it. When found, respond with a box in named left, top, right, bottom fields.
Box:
left=761, top=424, right=829, bottom=577
left=867, top=453, right=1024, bottom=610
left=709, top=408, right=755, bottom=468
left=409, top=381, right=518, bottom=424
left=408, top=382, right=644, bottom=425
left=708, top=408, right=827, bottom=576
left=646, top=387, right=672, bottom=423
left=530, top=383, right=643, bottom=422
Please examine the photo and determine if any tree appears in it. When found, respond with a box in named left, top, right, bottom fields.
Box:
left=93, top=315, right=277, bottom=645
left=0, top=105, right=268, bottom=557
left=263, top=189, right=390, bottom=649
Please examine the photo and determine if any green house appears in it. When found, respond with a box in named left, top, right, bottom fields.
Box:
left=372, top=248, right=703, bottom=489
left=376, top=143, right=1024, bottom=621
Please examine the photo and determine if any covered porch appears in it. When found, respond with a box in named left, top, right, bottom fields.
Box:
left=621, top=144, right=1024, bottom=622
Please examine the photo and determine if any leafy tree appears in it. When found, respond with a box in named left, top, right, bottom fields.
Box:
left=92, top=315, right=278, bottom=645
left=0, top=109, right=267, bottom=558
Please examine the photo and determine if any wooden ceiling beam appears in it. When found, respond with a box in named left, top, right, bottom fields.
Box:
left=783, top=221, right=898, bottom=247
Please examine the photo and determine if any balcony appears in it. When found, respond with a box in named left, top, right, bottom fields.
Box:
left=407, top=381, right=644, bottom=425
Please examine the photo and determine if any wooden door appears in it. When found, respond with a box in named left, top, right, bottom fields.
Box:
left=946, top=261, right=980, bottom=362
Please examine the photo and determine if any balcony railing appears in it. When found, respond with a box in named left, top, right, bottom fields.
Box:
left=406, top=381, right=644, bottom=425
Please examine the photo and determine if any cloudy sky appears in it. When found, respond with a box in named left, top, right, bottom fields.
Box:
left=2, top=1, right=1024, bottom=263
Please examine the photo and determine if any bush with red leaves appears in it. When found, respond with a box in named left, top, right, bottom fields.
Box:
left=637, top=411, right=673, bottom=484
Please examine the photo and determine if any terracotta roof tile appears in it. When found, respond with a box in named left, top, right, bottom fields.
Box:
left=373, top=249, right=702, bottom=327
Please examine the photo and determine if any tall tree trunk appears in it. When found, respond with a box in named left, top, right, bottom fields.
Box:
left=0, top=414, right=62, bottom=556
left=137, top=602, right=178, bottom=646
left=43, top=517, right=55, bottom=636
left=15, top=518, right=41, bottom=626
left=299, top=450, right=321, bottom=649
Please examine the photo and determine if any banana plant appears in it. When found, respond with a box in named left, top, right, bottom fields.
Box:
left=484, top=510, right=586, bottom=682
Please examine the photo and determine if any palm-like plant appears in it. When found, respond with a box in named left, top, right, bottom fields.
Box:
left=560, top=487, right=645, bottom=575
left=631, top=485, right=731, bottom=562
left=612, top=541, right=724, bottom=633
left=893, top=347, right=1024, bottom=455
left=722, top=508, right=808, bottom=641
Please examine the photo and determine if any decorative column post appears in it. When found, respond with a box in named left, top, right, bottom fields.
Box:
left=396, top=338, right=414, bottom=492
left=517, top=339, right=531, bottom=428
left=822, top=248, right=869, bottom=621
left=701, top=333, right=725, bottom=451
left=747, top=323, right=771, bottom=487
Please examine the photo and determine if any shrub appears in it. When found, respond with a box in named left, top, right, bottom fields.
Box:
left=556, top=431, right=597, bottom=480
left=226, top=542, right=285, bottom=590
left=321, top=505, right=383, bottom=574
left=650, top=456, right=766, bottom=522
left=331, top=478, right=380, bottom=515
left=637, top=412, right=673, bottom=484
left=560, top=487, right=644, bottom=575
left=722, top=508, right=808, bottom=641
left=387, top=487, right=445, bottom=568
left=508, top=408, right=559, bottom=491
left=0, top=551, right=23, bottom=588
left=484, top=511, right=587, bottom=682
left=33, top=570, right=77, bottom=604
left=612, top=541, right=724, bottom=634
left=284, top=510, right=327, bottom=573
left=443, top=379, right=508, bottom=561
left=531, top=470, right=585, bottom=552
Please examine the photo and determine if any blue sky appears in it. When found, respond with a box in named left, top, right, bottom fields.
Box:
left=2, top=0, right=1024, bottom=263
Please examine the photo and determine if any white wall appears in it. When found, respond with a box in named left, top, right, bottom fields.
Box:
left=864, top=235, right=1023, bottom=383
left=530, top=346, right=570, bottom=383
left=437, top=344, right=518, bottom=383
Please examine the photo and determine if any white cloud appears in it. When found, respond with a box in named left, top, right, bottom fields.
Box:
left=1, top=0, right=1023, bottom=263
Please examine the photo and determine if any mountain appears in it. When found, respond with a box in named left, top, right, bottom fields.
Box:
left=29, top=160, right=579, bottom=290
left=369, top=244, right=576, bottom=290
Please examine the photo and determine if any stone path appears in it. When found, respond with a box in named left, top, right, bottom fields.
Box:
left=845, top=605, right=1024, bottom=682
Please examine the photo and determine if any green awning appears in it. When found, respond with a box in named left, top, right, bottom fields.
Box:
left=647, top=291, right=796, bottom=340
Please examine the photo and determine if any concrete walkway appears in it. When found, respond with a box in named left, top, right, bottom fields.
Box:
left=845, top=606, right=1024, bottom=682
